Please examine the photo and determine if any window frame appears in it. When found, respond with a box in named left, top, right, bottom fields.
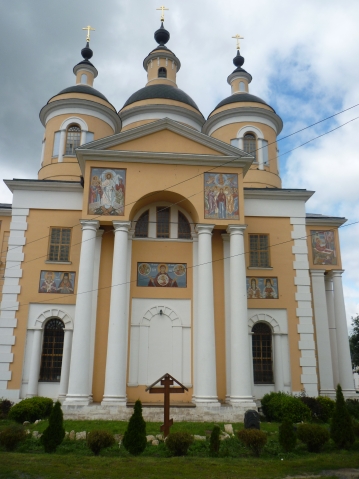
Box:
left=47, top=227, right=72, bottom=262
left=135, top=210, right=150, bottom=238
left=65, top=124, right=81, bottom=156
left=243, top=133, right=257, bottom=161
left=39, top=318, right=65, bottom=383
left=178, top=211, right=191, bottom=239
left=156, top=206, right=170, bottom=238
left=158, top=67, right=167, bottom=78
left=252, top=322, right=274, bottom=384
left=249, top=233, right=271, bottom=268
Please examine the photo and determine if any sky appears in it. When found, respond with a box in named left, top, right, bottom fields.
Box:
left=0, top=0, right=358, bottom=328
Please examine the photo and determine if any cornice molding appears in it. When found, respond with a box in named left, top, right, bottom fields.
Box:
left=227, top=71, right=252, bottom=84
left=40, top=98, right=122, bottom=132
left=203, top=106, right=283, bottom=136
left=4, top=180, right=83, bottom=194
left=244, top=188, right=314, bottom=202
left=306, top=216, right=347, bottom=227
left=0, top=207, right=12, bottom=216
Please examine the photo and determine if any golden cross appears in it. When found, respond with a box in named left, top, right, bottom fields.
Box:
left=232, top=33, right=244, bottom=50
left=82, top=25, right=95, bottom=43
left=156, top=5, right=169, bottom=22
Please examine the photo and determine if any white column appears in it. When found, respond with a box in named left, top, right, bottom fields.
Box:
left=58, top=329, right=73, bottom=400
left=102, top=221, right=131, bottom=405
left=58, top=130, right=66, bottom=163
left=257, top=139, right=264, bottom=170
left=80, top=130, right=87, bottom=146
left=191, top=232, right=198, bottom=401
left=325, top=274, right=339, bottom=387
left=227, top=225, right=255, bottom=406
left=273, top=333, right=284, bottom=392
left=64, top=220, right=99, bottom=405
left=310, top=270, right=335, bottom=396
left=193, top=224, right=219, bottom=405
left=332, top=270, right=356, bottom=395
left=26, top=329, right=42, bottom=398
left=222, top=233, right=231, bottom=402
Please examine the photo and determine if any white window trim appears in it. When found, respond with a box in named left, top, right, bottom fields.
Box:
left=236, top=125, right=265, bottom=170
left=57, top=117, right=89, bottom=163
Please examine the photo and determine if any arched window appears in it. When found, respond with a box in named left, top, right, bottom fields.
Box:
left=65, top=125, right=81, bottom=155
left=39, top=319, right=65, bottom=382
left=158, top=67, right=167, bottom=78
left=81, top=73, right=87, bottom=84
left=157, top=206, right=170, bottom=238
left=178, top=211, right=191, bottom=239
left=135, top=210, right=149, bottom=237
left=252, top=322, right=273, bottom=384
left=239, top=81, right=246, bottom=92
left=243, top=133, right=257, bottom=160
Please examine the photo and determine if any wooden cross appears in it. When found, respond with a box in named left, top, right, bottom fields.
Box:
left=156, top=5, right=169, bottom=22
left=146, top=373, right=188, bottom=437
left=82, top=25, right=95, bottom=43
left=232, top=33, right=244, bottom=50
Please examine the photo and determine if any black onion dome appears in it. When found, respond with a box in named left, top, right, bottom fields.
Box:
left=154, top=22, right=170, bottom=46
left=81, top=42, right=93, bottom=60
left=233, top=50, right=244, bottom=68
left=122, top=84, right=200, bottom=111
left=213, top=93, right=275, bottom=112
left=55, top=85, right=108, bottom=102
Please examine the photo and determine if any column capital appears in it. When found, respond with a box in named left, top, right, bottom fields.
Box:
left=227, top=224, right=247, bottom=235
left=192, top=231, right=198, bottom=241
left=331, top=269, right=345, bottom=278
left=96, top=229, right=104, bottom=238
left=80, top=219, right=100, bottom=231
left=221, top=233, right=230, bottom=242
left=310, top=269, right=326, bottom=277
left=113, top=220, right=131, bottom=232
left=195, top=224, right=215, bottom=235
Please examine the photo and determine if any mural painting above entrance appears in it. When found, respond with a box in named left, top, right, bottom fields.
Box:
left=88, top=167, right=126, bottom=216
left=247, top=277, right=278, bottom=299
left=137, top=263, right=187, bottom=288
left=39, top=271, right=76, bottom=294
left=204, top=172, right=239, bottom=220
left=311, top=230, right=337, bottom=265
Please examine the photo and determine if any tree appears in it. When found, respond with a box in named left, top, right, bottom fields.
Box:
left=349, top=314, right=359, bottom=368
left=330, top=384, right=354, bottom=449
left=122, top=400, right=147, bottom=455
left=41, top=401, right=65, bottom=453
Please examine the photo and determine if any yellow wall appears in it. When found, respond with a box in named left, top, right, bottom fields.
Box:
left=146, top=56, right=177, bottom=86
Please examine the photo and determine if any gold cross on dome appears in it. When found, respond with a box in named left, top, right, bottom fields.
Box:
left=156, top=5, right=169, bottom=22
left=82, top=25, right=95, bottom=43
left=232, top=33, right=244, bottom=50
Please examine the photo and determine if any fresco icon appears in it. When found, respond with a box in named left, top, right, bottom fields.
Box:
left=311, top=230, right=337, bottom=265
left=88, top=168, right=126, bottom=216
left=39, top=271, right=76, bottom=294
left=246, top=277, right=278, bottom=299
left=204, top=173, right=239, bottom=219
left=137, top=263, right=187, bottom=288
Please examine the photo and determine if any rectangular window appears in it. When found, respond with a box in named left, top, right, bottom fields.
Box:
left=86, top=132, right=94, bottom=143
left=249, top=234, right=270, bottom=268
left=262, top=140, right=269, bottom=165
left=48, top=228, right=71, bottom=262
left=52, top=131, right=61, bottom=157
left=156, top=207, right=170, bottom=238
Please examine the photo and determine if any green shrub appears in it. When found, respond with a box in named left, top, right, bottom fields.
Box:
left=237, top=429, right=267, bottom=457
left=122, top=400, right=146, bottom=456
left=278, top=419, right=297, bottom=452
left=40, top=401, right=65, bottom=453
left=8, top=397, right=53, bottom=423
left=0, top=424, right=27, bottom=451
left=316, top=396, right=335, bottom=422
left=346, top=399, right=359, bottom=420
left=166, top=432, right=193, bottom=456
left=299, top=397, right=321, bottom=421
left=297, top=423, right=329, bottom=452
left=353, top=422, right=359, bottom=438
left=209, top=425, right=220, bottom=457
left=261, top=391, right=311, bottom=423
left=87, top=430, right=115, bottom=456
left=0, top=398, right=13, bottom=419
left=331, top=384, right=355, bottom=449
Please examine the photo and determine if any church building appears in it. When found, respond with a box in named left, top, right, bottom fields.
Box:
left=0, top=18, right=355, bottom=419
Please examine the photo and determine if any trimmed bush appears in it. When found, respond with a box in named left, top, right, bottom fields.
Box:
left=237, top=429, right=267, bottom=457
left=278, top=419, right=297, bottom=452
left=122, top=400, right=147, bottom=456
left=316, top=396, right=335, bottom=422
left=0, top=398, right=13, bottom=419
left=40, top=401, right=65, bottom=453
left=8, top=397, right=53, bottom=424
left=0, top=424, right=27, bottom=451
left=346, top=399, right=359, bottom=420
left=299, top=397, right=322, bottom=421
left=209, top=425, right=221, bottom=457
left=331, top=384, right=355, bottom=449
left=297, top=423, right=329, bottom=452
left=261, top=391, right=311, bottom=423
left=87, top=430, right=115, bottom=456
left=353, top=422, right=359, bottom=439
left=166, top=432, right=193, bottom=456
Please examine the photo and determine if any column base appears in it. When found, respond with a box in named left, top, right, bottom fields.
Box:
left=228, top=396, right=256, bottom=409
left=63, top=395, right=93, bottom=406
left=319, top=389, right=336, bottom=399
left=26, top=393, right=37, bottom=399
left=101, top=396, right=127, bottom=407
left=192, top=396, right=220, bottom=407
left=341, top=388, right=357, bottom=398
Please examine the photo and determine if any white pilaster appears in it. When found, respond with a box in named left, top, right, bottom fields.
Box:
left=257, top=139, right=264, bottom=170
left=26, top=329, right=42, bottom=398
left=193, top=224, right=219, bottom=405
left=331, top=270, right=356, bottom=396
left=227, top=225, right=255, bottom=406
left=325, top=274, right=339, bottom=387
left=310, top=270, right=335, bottom=396
left=64, top=220, right=99, bottom=406
left=58, top=329, right=73, bottom=400
left=274, top=333, right=284, bottom=392
left=222, top=233, right=231, bottom=402
left=102, top=221, right=131, bottom=405
left=58, top=130, right=66, bottom=163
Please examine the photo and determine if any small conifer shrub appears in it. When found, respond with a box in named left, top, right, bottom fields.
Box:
left=297, top=423, right=329, bottom=453
left=278, top=419, right=297, bottom=452
left=316, top=396, right=335, bottom=422
left=209, top=425, right=221, bottom=457
left=122, top=400, right=147, bottom=455
left=0, top=424, right=26, bottom=451
left=166, top=431, right=194, bottom=456
left=87, top=430, right=115, bottom=455
left=0, top=398, right=13, bottom=419
left=237, top=429, right=267, bottom=457
left=331, top=384, right=355, bottom=449
left=40, top=401, right=65, bottom=453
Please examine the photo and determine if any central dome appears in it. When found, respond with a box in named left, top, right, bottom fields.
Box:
left=122, top=84, right=200, bottom=111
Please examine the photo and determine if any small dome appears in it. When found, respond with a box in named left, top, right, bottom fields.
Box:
left=54, top=85, right=109, bottom=102
left=122, top=84, right=200, bottom=111
left=213, top=92, right=275, bottom=112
